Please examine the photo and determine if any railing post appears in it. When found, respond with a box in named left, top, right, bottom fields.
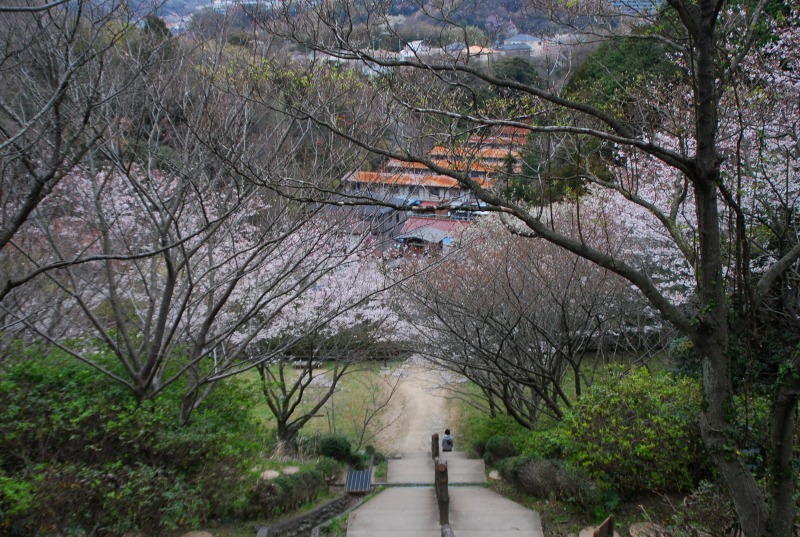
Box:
left=592, top=515, right=615, bottom=537
left=431, top=433, right=440, bottom=460
left=435, top=459, right=449, bottom=525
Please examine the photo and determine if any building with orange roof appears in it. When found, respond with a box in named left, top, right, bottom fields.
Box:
left=341, top=125, right=528, bottom=208
left=343, top=170, right=490, bottom=205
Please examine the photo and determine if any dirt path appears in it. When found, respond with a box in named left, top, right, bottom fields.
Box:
left=373, top=359, right=459, bottom=456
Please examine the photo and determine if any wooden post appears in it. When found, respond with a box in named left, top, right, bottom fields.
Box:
left=432, top=433, right=440, bottom=460
left=592, top=515, right=615, bottom=537
left=435, top=459, right=449, bottom=525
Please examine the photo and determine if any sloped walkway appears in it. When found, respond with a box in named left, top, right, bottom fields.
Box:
left=347, top=451, right=544, bottom=537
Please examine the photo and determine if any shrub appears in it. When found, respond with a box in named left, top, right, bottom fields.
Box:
left=467, top=414, right=524, bottom=457
left=669, top=481, right=739, bottom=537
left=515, top=459, right=602, bottom=512
left=483, top=435, right=519, bottom=466
left=732, top=393, right=771, bottom=477
left=370, top=448, right=386, bottom=465
left=516, top=459, right=560, bottom=497
left=12, top=462, right=210, bottom=534
left=496, top=455, right=533, bottom=482
left=316, top=456, right=342, bottom=486
left=668, top=336, right=702, bottom=379
left=0, top=474, right=34, bottom=521
left=561, top=367, right=706, bottom=494
left=0, top=346, right=265, bottom=535
left=318, top=434, right=353, bottom=463
left=247, top=469, right=326, bottom=518
left=496, top=456, right=600, bottom=512
left=524, top=424, right=568, bottom=460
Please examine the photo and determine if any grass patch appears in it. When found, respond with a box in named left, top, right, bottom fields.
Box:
left=237, top=359, right=406, bottom=455
left=373, top=459, right=388, bottom=481
left=321, top=513, right=348, bottom=536
left=299, top=360, right=406, bottom=450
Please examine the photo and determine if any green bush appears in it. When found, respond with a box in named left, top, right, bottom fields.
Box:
left=247, top=469, right=326, bottom=518
left=496, top=455, right=533, bottom=482
left=0, top=346, right=266, bottom=535
left=376, top=451, right=387, bottom=464
left=483, top=435, right=519, bottom=466
left=669, top=480, right=739, bottom=536
left=316, top=456, right=342, bottom=486
left=317, top=434, right=353, bottom=463
left=732, top=393, right=771, bottom=476
left=561, top=367, right=706, bottom=494
left=0, top=474, right=34, bottom=520
left=516, top=459, right=603, bottom=513
left=668, top=337, right=702, bottom=379
left=5, top=462, right=210, bottom=534
left=467, top=414, right=525, bottom=457
left=524, top=424, right=569, bottom=460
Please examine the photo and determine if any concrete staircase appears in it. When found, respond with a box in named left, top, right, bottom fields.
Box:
left=347, top=451, right=544, bottom=537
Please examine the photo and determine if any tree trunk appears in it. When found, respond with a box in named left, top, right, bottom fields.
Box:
left=180, top=387, right=197, bottom=426
left=692, top=179, right=769, bottom=536
left=687, top=7, right=772, bottom=533
left=275, top=423, right=299, bottom=456
left=769, top=365, right=800, bottom=537
left=698, top=344, right=770, bottom=536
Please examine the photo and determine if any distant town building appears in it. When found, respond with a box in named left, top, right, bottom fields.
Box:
left=399, top=40, right=437, bottom=59
left=496, top=42, right=535, bottom=58
left=503, top=34, right=545, bottom=57
left=608, top=0, right=664, bottom=14
left=394, top=216, right=471, bottom=256
left=398, top=41, right=494, bottom=65
left=210, top=0, right=278, bottom=12
left=162, top=14, right=190, bottom=34
left=314, top=50, right=399, bottom=77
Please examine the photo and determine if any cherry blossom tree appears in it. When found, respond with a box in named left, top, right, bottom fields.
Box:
left=401, top=214, right=661, bottom=428
left=0, top=0, right=166, bottom=267
left=1, top=29, right=401, bottom=425
left=254, top=2, right=798, bottom=533
left=253, top=256, right=405, bottom=451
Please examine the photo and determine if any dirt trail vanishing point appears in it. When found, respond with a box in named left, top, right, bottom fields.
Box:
left=373, top=360, right=459, bottom=456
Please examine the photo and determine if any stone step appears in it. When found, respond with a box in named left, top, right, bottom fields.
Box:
left=347, top=487, right=439, bottom=537
left=437, top=451, right=469, bottom=460
left=388, top=452, right=485, bottom=485
left=346, top=484, right=544, bottom=536
left=387, top=457, right=433, bottom=484
left=396, top=450, right=470, bottom=460
left=447, top=487, right=544, bottom=537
